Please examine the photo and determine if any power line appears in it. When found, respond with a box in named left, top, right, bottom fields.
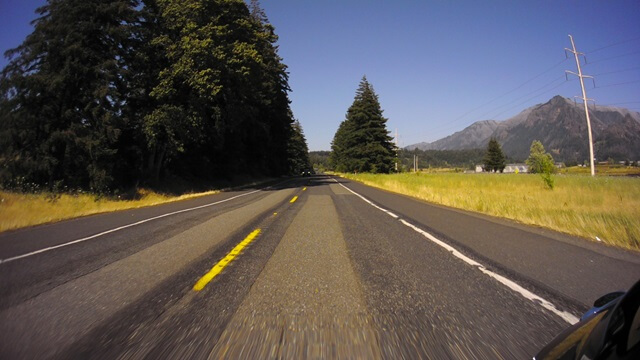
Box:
left=592, top=66, right=640, bottom=77
left=585, top=50, right=640, bottom=65
left=489, top=79, right=569, bottom=120
left=477, top=76, right=568, bottom=120
left=599, top=101, right=640, bottom=106
left=585, top=35, right=640, bottom=54
left=425, top=58, right=568, bottom=135
left=591, top=79, right=640, bottom=90
left=420, top=37, right=639, bottom=145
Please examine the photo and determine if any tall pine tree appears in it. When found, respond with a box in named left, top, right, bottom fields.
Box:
left=330, top=77, right=395, bottom=173
left=483, top=138, right=507, bottom=173
left=0, top=0, right=139, bottom=191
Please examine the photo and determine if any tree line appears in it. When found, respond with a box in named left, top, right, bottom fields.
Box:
left=0, top=0, right=309, bottom=193
left=399, top=148, right=486, bottom=171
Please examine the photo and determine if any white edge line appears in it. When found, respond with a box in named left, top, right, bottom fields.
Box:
left=334, top=176, right=580, bottom=325
left=334, top=179, right=398, bottom=219
left=0, top=186, right=272, bottom=265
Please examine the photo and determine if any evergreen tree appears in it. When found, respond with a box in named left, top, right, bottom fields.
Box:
left=288, top=120, right=311, bottom=174
left=483, top=138, right=506, bottom=173
left=0, top=0, right=139, bottom=191
left=122, top=0, right=170, bottom=185
left=330, top=76, right=395, bottom=173
left=329, top=119, right=356, bottom=172
left=247, top=0, right=294, bottom=176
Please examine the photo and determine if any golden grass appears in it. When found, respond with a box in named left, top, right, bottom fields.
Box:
left=340, top=172, right=640, bottom=250
left=560, top=165, right=640, bottom=176
left=0, top=189, right=219, bottom=233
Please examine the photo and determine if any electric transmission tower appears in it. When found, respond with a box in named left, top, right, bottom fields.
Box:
left=565, top=34, right=596, bottom=176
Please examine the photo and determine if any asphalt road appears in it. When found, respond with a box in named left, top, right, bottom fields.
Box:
left=1, top=175, right=639, bottom=359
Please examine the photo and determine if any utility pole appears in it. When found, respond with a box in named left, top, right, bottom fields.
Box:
left=565, top=34, right=596, bottom=176
left=395, top=129, right=399, bottom=172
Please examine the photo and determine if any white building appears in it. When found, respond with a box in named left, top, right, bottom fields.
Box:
left=475, top=164, right=529, bottom=173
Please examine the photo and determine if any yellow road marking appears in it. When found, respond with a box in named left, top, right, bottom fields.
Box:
left=303, top=187, right=307, bottom=191
left=193, top=229, right=261, bottom=291
left=290, top=196, right=298, bottom=203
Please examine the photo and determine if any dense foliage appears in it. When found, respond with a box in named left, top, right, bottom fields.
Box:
left=309, top=151, right=330, bottom=172
left=329, top=77, right=395, bottom=173
left=526, top=141, right=555, bottom=174
left=287, top=120, right=311, bottom=175
left=482, top=138, right=506, bottom=173
left=0, top=0, right=306, bottom=192
left=526, top=140, right=556, bottom=189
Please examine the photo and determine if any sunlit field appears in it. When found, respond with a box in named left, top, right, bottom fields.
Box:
left=340, top=172, right=640, bottom=250
left=559, top=165, right=640, bottom=176
left=0, top=189, right=219, bottom=233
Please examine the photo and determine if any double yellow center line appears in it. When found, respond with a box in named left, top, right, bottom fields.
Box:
left=193, top=187, right=306, bottom=291
left=193, top=229, right=261, bottom=291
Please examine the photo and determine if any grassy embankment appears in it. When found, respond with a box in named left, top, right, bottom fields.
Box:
left=339, top=171, right=640, bottom=250
left=0, top=188, right=220, bottom=233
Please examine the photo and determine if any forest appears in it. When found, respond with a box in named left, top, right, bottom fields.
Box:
left=0, top=0, right=310, bottom=193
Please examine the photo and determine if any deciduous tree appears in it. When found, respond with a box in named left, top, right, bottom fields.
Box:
left=526, top=140, right=556, bottom=189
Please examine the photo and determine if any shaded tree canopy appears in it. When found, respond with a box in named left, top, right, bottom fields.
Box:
left=329, top=76, right=395, bottom=173
left=0, top=0, right=308, bottom=192
left=288, top=120, right=311, bottom=175
left=0, top=0, right=138, bottom=191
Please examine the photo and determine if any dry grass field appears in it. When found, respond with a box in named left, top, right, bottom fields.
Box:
left=0, top=189, right=219, bottom=233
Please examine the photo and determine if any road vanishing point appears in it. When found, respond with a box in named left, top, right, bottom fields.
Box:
left=1, top=175, right=639, bottom=359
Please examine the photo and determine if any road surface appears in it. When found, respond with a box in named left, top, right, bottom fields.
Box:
left=1, top=175, right=639, bottom=359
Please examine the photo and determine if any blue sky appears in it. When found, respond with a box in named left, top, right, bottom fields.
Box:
left=2, top=1, right=639, bottom=150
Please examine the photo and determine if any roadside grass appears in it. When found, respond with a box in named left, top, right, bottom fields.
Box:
left=0, top=188, right=219, bottom=233
left=339, top=172, right=640, bottom=250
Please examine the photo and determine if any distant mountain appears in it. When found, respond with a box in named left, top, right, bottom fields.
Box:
left=407, top=95, right=640, bottom=162
left=406, top=120, right=499, bottom=151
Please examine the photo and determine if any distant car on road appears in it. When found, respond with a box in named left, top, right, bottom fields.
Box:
left=534, top=279, right=640, bottom=359
left=301, top=169, right=314, bottom=177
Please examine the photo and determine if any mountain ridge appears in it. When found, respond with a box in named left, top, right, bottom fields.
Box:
left=407, top=96, right=640, bottom=162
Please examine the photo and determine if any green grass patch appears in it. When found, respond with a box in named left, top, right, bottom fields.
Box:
left=340, top=172, right=640, bottom=250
